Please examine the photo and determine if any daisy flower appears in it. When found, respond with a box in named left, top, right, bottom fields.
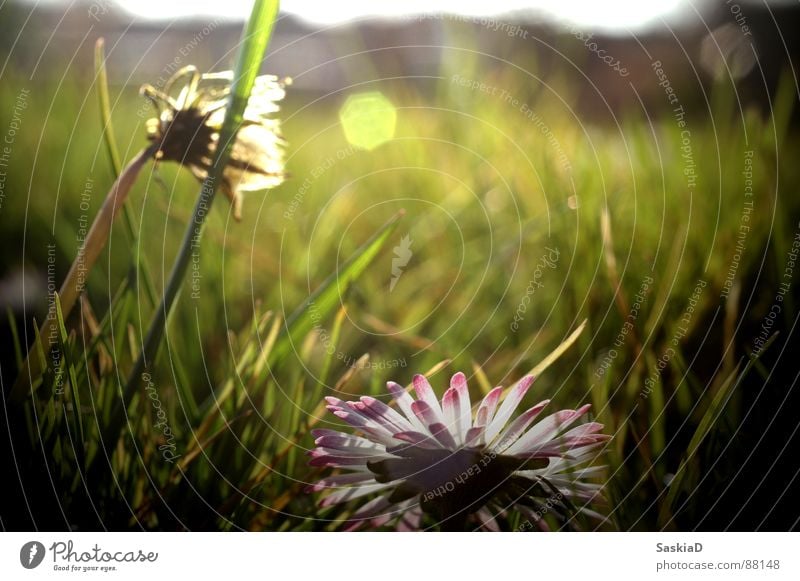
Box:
left=140, top=66, right=288, bottom=220
left=308, top=372, right=609, bottom=531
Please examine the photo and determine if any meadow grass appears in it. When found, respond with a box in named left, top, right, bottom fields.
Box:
left=1, top=31, right=798, bottom=530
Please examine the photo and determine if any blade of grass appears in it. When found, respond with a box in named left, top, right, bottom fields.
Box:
left=470, top=361, right=493, bottom=395
left=94, top=37, right=159, bottom=310
left=270, top=211, right=403, bottom=364
left=524, top=319, right=587, bottom=378
left=669, top=349, right=699, bottom=415
left=658, top=335, right=777, bottom=526
left=251, top=311, right=279, bottom=379
left=643, top=352, right=666, bottom=460
left=26, top=320, right=49, bottom=442
left=6, top=307, right=23, bottom=370
left=189, top=311, right=275, bottom=447
left=658, top=366, right=739, bottom=527
left=53, top=292, right=86, bottom=467
left=319, top=305, right=348, bottom=386
left=94, top=39, right=122, bottom=178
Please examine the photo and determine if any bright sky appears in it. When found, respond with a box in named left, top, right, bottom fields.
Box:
left=105, top=0, right=691, bottom=32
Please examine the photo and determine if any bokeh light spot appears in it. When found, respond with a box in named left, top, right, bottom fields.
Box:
left=339, top=92, right=397, bottom=151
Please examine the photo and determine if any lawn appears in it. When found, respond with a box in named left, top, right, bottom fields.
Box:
left=1, top=3, right=799, bottom=531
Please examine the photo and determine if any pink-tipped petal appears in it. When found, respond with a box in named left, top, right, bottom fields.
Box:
left=506, top=405, right=592, bottom=455
left=441, top=387, right=464, bottom=445
left=413, top=374, right=444, bottom=421
left=410, top=400, right=439, bottom=435
left=558, top=421, right=605, bottom=439
left=324, top=396, right=344, bottom=406
left=504, top=410, right=576, bottom=454
left=331, top=410, right=396, bottom=446
left=320, top=483, right=392, bottom=507
left=386, top=381, right=428, bottom=432
left=450, top=372, right=473, bottom=435
left=491, top=400, right=550, bottom=452
left=351, top=496, right=392, bottom=518
left=359, top=396, right=415, bottom=433
left=309, top=453, right=373, bottom=467
left=464, top=425, right=486, bottom=447
left=314, top=433, right=385, bottom=451
left=475, top=386, right=503, bottom=428
left=396, top=505, right=423, bottom=532
left=533, top=434, right=611, bottom=457
left=484, top=375, right=536, bottom=442
left=343, top=495, right=394, bottom=530
left=310, top=445, right=384, bottom=458
left=311, top=428, right=347, bottom=440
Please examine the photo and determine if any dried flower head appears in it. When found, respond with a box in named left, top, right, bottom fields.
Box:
left=309, top=371, right=609, bottom=531
left=140, top=66, right=289, bottom=220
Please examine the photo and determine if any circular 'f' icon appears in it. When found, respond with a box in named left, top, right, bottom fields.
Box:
left=19, top=541, right=46, bottom=569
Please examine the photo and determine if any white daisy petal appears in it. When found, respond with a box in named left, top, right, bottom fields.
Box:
left=413, top=374, right=444, bottom=421
left=320, top=483, right=394, bottom=507
left=491, top=400, right=550, bottom=453
left=409, top=400, right=442, bottom=436
left=441, top=387, right=463, bottom=445
left=505, top=404, right=591, bottom=455
left=307, top=472, right=375, bottom=492
left=484, top=375, right=536, bottom=442
left=464, top=425, right=486, bottom=447
left=331, top=410, right=397, bottom=446
left=386, top=381, right=428, bottom=432
left=476, top=507, right=501, bottom=532
left=313, top=432, right=385, bottom=451
left=361, top=396, right=416, bottom=434
left=475, top=386, right=503, bottom=428
left=396, top=505, right=424, bottom=532
left=308, top=447, right=385, bottom=468
left=450, top=372, right=473, bottom=436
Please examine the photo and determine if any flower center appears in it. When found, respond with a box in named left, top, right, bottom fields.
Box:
left=149, top=108, right=215, bottom=168
left=368, top=446, right=546, bottom=524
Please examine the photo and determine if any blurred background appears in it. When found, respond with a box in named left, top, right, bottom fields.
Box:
left=1, top=0, right=799, bottom=531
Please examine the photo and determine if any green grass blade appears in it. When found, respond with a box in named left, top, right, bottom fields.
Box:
left=319, top=305, right=347, bottom=386
left=94, top=38, right=122, bottom=174
left=270, top=211, right=403, bottom=364
left=31, top=318, right=48, bottom=393
left=643, top=352, right=666, bottom=460
left=523, top=319, right=587, bottom=379
left=658, top=368, right=739, bottom=527
left=95, top=37, right=159, bottom=309
left=53, top=292, right=87, bottom=464
left=658, top=335, right=777, bottom=526
left=218, top=0, right=281, bottom=159
left=6, top=307, right=23, bottom=370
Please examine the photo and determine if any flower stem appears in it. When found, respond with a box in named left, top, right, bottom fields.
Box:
left=116, top=177, right=216, bottom=425
left=110, top=0, right=282, bottom=434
